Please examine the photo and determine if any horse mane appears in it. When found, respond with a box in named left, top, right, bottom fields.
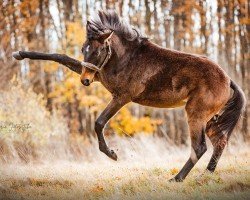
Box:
left=87, top=10, right=145, bottom=42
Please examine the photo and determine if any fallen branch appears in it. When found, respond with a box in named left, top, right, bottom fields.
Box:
left=12, top=51, right=97, bottom=75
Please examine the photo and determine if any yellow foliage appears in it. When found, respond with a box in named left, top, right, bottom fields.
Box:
left=64, top=77, right=77, bottom=89
left=44, top=62, right=59, bottom=73
left=49, top=71, right=110, bottom=111
left=66, top=22, right=85, bottom=46
left=49, top=72, right=81, bottom=103
left=80, top=95, right=103, bottom=107
left=110, top=106, right=158, bottom=135
left=170, top=168, right=179, bottom=175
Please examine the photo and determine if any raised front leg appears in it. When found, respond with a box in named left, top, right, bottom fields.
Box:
left=95, top=97, right=128, bottom=160
left=13, top=51, right=83, bottom=74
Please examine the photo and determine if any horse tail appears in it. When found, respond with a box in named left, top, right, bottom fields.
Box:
left=207, top=80, right=246, bottom=142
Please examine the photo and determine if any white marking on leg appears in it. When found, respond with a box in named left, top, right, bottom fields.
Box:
left=190, top=147, right=198, bottom=163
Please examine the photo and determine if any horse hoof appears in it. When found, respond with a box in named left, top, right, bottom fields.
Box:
left=169, top=178, right=176, bottom=182
left=12, top=51, right=23, bottom=60
left=169, top=177, right=183, bottom=182
left=100, top=145, right=118, bottom=161
left=109, top=149, right=118, bottom=161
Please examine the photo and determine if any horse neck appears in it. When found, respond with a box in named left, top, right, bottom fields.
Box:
left=97, top=36, right=140, bottom=91
left=110, top=35, right=129, bottom=59
left=109, top=35, right=141, bottom=68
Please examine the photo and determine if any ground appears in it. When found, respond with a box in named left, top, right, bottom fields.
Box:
left=0, top=140, right=249, bottom=200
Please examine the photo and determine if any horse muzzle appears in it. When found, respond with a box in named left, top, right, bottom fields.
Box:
left=81, top=79, right=91, bottom=86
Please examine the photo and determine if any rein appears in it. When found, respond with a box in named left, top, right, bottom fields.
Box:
left=82, top=32, right=113, bottom=72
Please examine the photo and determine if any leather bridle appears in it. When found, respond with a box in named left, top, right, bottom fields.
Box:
left=82, top=32, right=113, bottom=72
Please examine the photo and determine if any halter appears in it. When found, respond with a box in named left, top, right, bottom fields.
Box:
left=82, top=32, right=113, bottom=72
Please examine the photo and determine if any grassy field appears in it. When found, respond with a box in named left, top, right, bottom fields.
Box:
left=0, top=142, right=249, bottom=200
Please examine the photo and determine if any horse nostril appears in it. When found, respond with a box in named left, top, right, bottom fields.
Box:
left=82, top=79, right=90, bottom=86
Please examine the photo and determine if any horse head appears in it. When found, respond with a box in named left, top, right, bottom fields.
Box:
left=80, top=10, right=143, bottom=86
left=80, top=19, right=114, bottom=86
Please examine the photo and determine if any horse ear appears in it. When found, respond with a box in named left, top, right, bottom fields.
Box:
left=98, top=31, right=113, bottom=44
left=86, top=20, right=91, bottom=32
left=86, top=20, right=91, bottom=26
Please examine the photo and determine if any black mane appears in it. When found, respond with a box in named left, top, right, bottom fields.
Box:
left=87, top=10, right=144, bottom=42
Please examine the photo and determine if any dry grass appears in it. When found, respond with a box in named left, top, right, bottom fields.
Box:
left=0, top=144, right=249, bottom=200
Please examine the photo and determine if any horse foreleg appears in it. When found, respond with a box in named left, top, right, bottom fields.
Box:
left=13, top=51, right=83, bottom=74
left=95, top=97, right=128, bottom=161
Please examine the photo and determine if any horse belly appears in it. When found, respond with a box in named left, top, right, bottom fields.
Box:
left=132, top=92, right=188, bottom=108
left=136, top=100, right=187, bottom=108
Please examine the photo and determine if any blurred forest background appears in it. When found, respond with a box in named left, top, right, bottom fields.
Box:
left=0, top=0, right=249, bottom=162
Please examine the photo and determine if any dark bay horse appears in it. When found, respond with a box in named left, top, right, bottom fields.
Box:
left=80, top=10, right=246, bottom=181
left=13, top=10, right=246, bottom=182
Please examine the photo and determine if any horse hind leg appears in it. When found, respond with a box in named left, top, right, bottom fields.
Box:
left=170, top=99, right=208, bottom=182
left=173, top=129, right=207, bottom=182
left=205, top=79, right=245, bottom=172
left=205, top=117, right=228, bottom=172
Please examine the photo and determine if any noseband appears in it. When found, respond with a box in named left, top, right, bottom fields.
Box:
left=82, top=32, right=113, bottom=72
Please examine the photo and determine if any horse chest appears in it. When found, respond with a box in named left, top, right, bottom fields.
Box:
left=99, top=74, right=128, bottom=95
